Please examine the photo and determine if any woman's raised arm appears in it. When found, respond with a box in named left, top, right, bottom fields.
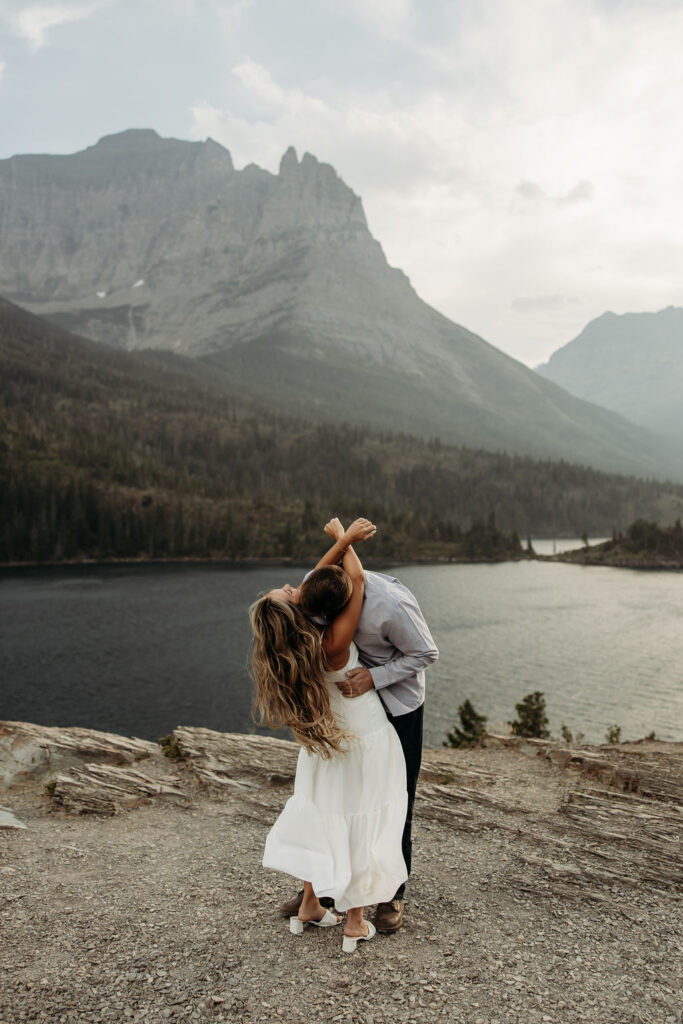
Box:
left=309, top=517, right=375, bottom=574
left=322, top=519, right=374, bottom=670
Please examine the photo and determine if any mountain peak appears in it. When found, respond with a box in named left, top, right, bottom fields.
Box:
left=537, top=305, right=683, bottom=441
left=93, top=129, right=163, bottom=150
left=197, top=137, right=234, bottom=171
left=279, top=146, right=299, bottom=176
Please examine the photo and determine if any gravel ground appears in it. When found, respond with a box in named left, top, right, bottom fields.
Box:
left=1, top=744, right=682, bottom=1024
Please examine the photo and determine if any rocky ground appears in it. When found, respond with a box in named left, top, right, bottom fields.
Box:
left=1, top=722, right=681, bottom=1024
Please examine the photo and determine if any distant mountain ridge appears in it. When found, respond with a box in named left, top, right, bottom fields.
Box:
left=1, top=128, right=682, bottom=481
left=536, top=307, right=683, bottom=443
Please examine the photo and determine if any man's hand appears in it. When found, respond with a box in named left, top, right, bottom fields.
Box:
left=337, top=667, right=375, bottom=698
left=324, top=518, right=345, bottom=541
left=343, top=518, right=377, bottom=545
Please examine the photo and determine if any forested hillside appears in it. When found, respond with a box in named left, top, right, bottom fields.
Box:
left=2, top=297, right=683, bottom=563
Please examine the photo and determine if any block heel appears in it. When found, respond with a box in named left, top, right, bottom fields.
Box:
left=290, top=909, right=340, bottom=935
left=342, top=920, right=376, bottom=952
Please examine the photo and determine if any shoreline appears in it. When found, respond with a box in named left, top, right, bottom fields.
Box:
left=0, top=553, right=534, bottom=570
left=3, top=552, right=682, bottom=571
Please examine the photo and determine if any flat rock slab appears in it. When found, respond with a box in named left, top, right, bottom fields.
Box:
left=52, top=762, right=187, bottom=816
left=0, top=720, right=157, bottom=790
left=0, top=806, right=27, bottom=829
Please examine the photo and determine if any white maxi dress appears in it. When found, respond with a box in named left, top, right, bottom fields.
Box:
left=263, top=642, right=408, bottom=911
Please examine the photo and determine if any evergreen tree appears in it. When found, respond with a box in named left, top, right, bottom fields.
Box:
left=443, top=699, right=488, bottom=748
left=509, top=691, right=550, bottom=739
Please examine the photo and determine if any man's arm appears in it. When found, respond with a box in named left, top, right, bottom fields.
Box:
left=345, top=597, right=438, bottom=696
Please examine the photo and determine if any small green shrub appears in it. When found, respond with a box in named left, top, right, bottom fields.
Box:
left=605, top=724, right=622, bottom=745
left=443, top=699, right=488, bottom=748
left=158, top=733, right=185, bottom=760
left=560, top=724, right=586, bottom=745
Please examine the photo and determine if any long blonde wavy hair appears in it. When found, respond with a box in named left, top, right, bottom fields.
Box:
left=249, top=594, right=351, bottom=758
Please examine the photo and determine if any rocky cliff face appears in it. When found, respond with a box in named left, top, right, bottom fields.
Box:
left=2, top=129, right=683, bottom=478
left=0, top=129, right=387, bottom=356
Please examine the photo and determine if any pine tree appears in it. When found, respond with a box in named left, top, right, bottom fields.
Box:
left=509, top=691, right=550, bottom=739
left=443, top=699, right=488, bottom=748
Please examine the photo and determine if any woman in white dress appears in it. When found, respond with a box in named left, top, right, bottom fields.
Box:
left=249, top=518, right=408, bottom=952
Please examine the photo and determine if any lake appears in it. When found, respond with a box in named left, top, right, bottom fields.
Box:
left=1, top=557, right=681, bottom=748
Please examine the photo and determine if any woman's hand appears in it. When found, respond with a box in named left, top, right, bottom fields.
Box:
left=343, top=518, right=377, bottom=545
left=324, top=518, right=345, bottom=541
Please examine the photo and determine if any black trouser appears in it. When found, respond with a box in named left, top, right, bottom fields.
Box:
left=385, top=702, right=424, bottom=900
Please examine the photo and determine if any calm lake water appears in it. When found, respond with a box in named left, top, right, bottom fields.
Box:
left=1, top=557, right=681, bottom=747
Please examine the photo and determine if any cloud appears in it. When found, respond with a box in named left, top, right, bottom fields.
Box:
left=557, top=179, right=595, bottom=205
left=190, top=61, right=451, bottom=195
left=517, top=181, right=545, bottom=202
left=517, top=178, right=595, bottom=207
left=511, top=295, right=579, bottom=312
left=0, top=60, right=5, bottom=81
left=343, top=0, right=414, bottom=42
left=9, top=3, right=106, bottom=51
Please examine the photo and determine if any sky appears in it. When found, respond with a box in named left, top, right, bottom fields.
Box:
left=1, top=0, right=682, bottom=366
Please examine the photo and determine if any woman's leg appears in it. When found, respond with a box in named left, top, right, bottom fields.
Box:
left=344, top=906, right=368, bottom=938
left=298, top=882, right=341, bottom=923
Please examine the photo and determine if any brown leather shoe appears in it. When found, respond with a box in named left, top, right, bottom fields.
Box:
left=279, top=890, right=336, bottom=918
left=373, top=898, right=404, bottom=933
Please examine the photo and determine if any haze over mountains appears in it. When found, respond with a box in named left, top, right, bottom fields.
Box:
left=536, top=307, right=683, bottom=443
left=1, top=128, right=681, bottom=481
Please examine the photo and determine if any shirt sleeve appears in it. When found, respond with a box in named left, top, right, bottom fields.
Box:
left=368, top=599, right=439, bottom=691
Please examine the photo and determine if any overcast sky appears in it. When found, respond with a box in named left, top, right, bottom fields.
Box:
left=1, top=0, right=682, bottom=365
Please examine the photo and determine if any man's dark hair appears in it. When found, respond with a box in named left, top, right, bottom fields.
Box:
left=299, top=565, right=353, bottom=620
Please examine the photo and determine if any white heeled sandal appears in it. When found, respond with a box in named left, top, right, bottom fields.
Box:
left=342, top=920, right=376, bottom=953
left=289, top=909, right=341, bottom=934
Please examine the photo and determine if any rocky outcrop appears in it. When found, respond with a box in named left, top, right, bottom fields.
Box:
left=1, top=720, right=681, bottom=897
left=0, top=720, right=157, bottom=790
left=3, top=130, right=683, bottom=478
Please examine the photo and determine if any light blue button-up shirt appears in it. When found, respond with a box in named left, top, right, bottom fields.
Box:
left=353, top=571, right=439, bottom=717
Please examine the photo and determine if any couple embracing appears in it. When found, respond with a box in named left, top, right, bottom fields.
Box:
left=249, top=517, right=438, bottom=952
